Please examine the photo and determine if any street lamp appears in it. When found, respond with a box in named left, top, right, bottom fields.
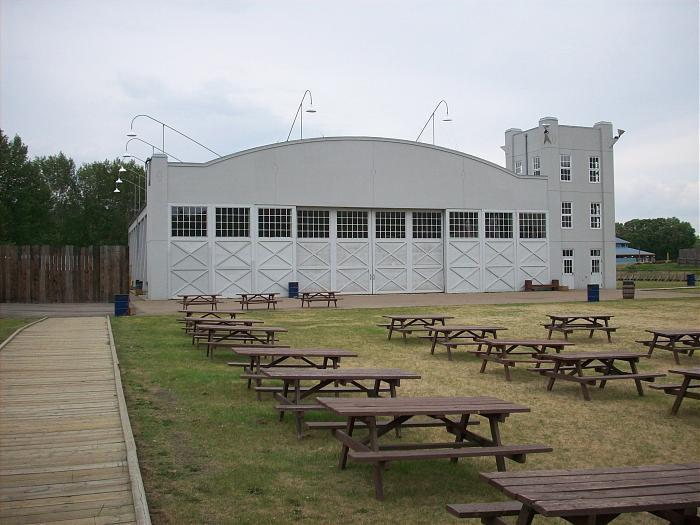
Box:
left=286, top=90, right=317, bottom=141
left=127, top=114, right=220, bottom=158
left=416, top=99, right=453, bottom=145
left=125, top=137, right=183, bottom=162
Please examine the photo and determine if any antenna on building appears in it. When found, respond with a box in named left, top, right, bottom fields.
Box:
left=543, top=124, right=552, bottom=144
left=611, top=129, right=626, bottom=147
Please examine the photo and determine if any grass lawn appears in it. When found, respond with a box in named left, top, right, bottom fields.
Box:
left=111, top=298, right=700, bottom=525
left=0, top=318, right=35, bottom=343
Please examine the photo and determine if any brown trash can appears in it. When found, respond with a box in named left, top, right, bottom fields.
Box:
left=622, top=280, right=635, bottom=299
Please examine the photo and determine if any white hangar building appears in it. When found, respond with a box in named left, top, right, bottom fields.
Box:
left=128, top=117, right=617, bottom=300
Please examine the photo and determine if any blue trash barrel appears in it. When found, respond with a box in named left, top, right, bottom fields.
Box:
left=587, top=284, right=600, bottom=302
left=114, top=294, right=129, bottom=316
left=288, top=281, right=299, bottom=298
left=688, top=274, right=696, bottom=287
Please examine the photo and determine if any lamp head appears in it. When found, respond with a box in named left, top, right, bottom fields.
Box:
left=305, top=106, right=317, bottom=114
left=116, top=177, right=123, bottom=184
left=113, top=186, right=121, bottom=193
left=442, top=116, right=453, bottom=122
left=126, top=130, right=137, bottom=137
left=118, top=166, right=126, bottom=173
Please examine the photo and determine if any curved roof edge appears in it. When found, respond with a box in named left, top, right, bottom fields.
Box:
left=168, top=136, right=537, bottom=180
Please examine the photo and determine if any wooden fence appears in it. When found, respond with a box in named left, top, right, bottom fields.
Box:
left=0, top=245, right=128, bottom=303
left=617, top=271, right=691, bottom=282
left=678, top=247, right=700, bottom=266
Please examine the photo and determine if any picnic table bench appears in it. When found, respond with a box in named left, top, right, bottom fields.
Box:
left=649, top=368, right=700, bottom=415
left=532, top=351, right=665, bottom=401
left=300, top=291, right=341, bottom=308
left=317, top=396, right=552, bottom=500
left=639, top=328, right=700, bottom=364
left=474, top=339, right=575, bottom=381
left=188, top=317, right=263, bottom=343
left=379, top=314, right=454, bottom=341
left=194, top=324, right=287, bottom=358
left=544, top=313, right=617, bottom=342
left=261, top=367, right=420, bottom=439
left=237, top=293, right=279, bottom=310
left=426, top=325, right=507, bottom=361
left=524, top=279, right=560, bottom=292
left=226, top=347, right=357, bottom=399
left=448, top=463, right=700, bottom=524
left=178, top=294, right=221, bottom=310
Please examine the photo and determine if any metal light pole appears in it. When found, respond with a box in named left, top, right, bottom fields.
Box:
left=127, top=114, right=220, bottom=158
left=416, top=99, right=453, bottom=145
left=286, top=90, right=317, bottom=141
left=125, top=137, right=183, bottom=162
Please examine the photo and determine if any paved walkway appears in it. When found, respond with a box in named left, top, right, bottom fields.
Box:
left=0, top=317, right=149, bottom=525
left=128, top=287, right=697, bottom=316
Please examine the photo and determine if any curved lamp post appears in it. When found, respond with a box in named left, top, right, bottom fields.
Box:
left=125, top=137, right=183, bottom=162
left=416, top=99, right=453, bottom=145
left=286, top=90, right=317, bottom=141
left=115, top=165, right=146, bottom=212
left=127, top=114, right=220, bottom=158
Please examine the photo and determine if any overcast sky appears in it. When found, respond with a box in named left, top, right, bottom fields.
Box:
left=2, top=0, right=698, bottom=229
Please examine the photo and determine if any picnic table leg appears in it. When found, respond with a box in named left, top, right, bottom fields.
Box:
left=546, top=360, right=561, bottom=391
left=388, top=381, right=401, bottom=438
left=430, top=332, right=438, bottom=354
left=388, top=321, right=396, bottom=340
left=515, top=507, right=536, bottom=525
left=479, top=345, right=491, bottom=374
left=576, top=361, right=592, bottom=401
left=367, top=417, right=384, bottom=500
left=599, top=359, right=613, bottom=389
left=671, top=376, right=692, bottom=415
left=294, top=380, right=303, bottom=440
left=488, top=416, right=506, bottom=472
left=670, top=338, right=682, bottom=365
left=450, top=414, right=469, bottom=464
left=279, top=381, right=290, bottom=421
left=629, top=360, right=645, bottom=396
left=647, top=334, right=659, bottom=358
left=339, top=416, right=356, bottom=469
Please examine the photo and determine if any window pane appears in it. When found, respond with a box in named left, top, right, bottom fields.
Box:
left=412, top=212, right=442, bottom=239
left=375, top=211, right=405, bottom=239
left=485, top=212, right=513, bottom=239
left=337, top=211, right=368, bottom=239
left=297, top=209, right=330, bottom=239
left=216, top=207, right=249, bottom=237
left=519, top=212, right=547, bottom=239
left=171, top=206, right=207, bottom=237
left=258, top=208, right=291, bottom=237
left=449, top=211, right=479, bottom=238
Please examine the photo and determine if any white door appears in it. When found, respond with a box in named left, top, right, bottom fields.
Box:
left=335, top=210, right=371, bottom=293
left=254, top=207, right=294, bottom=294
left=516, top=212, right=549, bottom=289
left=446, top=210, right=482, bottom=292
left=212, top=207, right=253, bottom=296
left=562, top=249, right=575, bottom=289
left=168, top=205, right=211, bottom=297
left=372, top=211, right=409, bottom=293
left=589, top=249, right=603, bottom=285
left=483, top=212, right=516, bottom=292
left=410, top=211, right=444, bottom=292
left=296, top=209, right=332, bottom=291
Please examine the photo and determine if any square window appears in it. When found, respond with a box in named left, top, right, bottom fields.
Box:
left=519, top=212, right=547, bottom=239
left=171, top=206, right=207, bottom=237
left=449, top=211, right=479, bottom=238
left=297, top=209, right=329, bottom=238
left=216, top=207, right=249, bottom=237
left=337, top=211, right=368, bottom=239
left=258, top=208, right=291, bottom=238
left=485, top=212, right=513, bottom=239
left=412, top=212, right=442, bottom=239
left=375, top=211, right=405, bottom=239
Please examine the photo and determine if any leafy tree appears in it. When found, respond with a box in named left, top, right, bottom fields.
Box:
left=616, top=218, right=697, bottom=260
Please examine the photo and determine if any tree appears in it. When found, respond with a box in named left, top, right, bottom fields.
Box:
left=616, top=218, right=697, bottom=260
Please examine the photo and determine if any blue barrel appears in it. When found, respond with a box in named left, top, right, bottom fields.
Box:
left=288, top=281, right=299, bottom=298
left=688, top=274, right=696, bottom=287
left=114, top=294, right=129, bottom=316
left=587, top=284, right=600, bottom=302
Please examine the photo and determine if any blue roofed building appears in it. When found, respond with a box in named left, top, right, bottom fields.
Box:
left=616, top=237, right=655, bottom=265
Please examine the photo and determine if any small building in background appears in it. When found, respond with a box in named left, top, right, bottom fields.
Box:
left=615, top=237, right=656, bottom=265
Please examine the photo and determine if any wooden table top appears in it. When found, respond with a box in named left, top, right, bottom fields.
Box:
left=475, top=339, right=575, bottom=347
left=261, top=367, right=420, bottom=381
left=481, top=463, right=700, bottom=518
left=178, top=294, right=221, bottom=298
left=231, top=347, right=357, bottom=358
left=548, top=313, right=614, bottom=320
left=647, top=328, right=700, bottom=336
left=538, top=351, right=646, bottom=362
left=428, top=325, right=507, bottom=332
left=301, top=291, right=339, bottom=295
left=184, top=318, right=263, bottom=324
left=238, top=293, right=279, bottom=297
left=179, top=309, right=246, bottom=315
left=317, top=396, right=531, bottom=417
left=382, top=314, right=454, bottom=320
left=669, top=367, right=700, bottom=378
left=195, top=324, right=287, bottom=332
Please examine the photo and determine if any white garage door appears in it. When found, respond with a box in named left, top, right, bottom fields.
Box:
left=373, top=211, right=409, bottom=293
left=411, top=212, right=444, bottom=292
left=168, top=206, right=211, bottom=296
left=335, top=210, right=372, bottom=293
left=483, top=211, right=516, bottom=292
left=255, top=207, right=294, bottom=294
left=516, top=212, right=549, bottom=288
left=296, top=209, right=332, bottom=291
left=213, top=207, right=253, bottom=295
left=446, top=210, right=482, bottom=292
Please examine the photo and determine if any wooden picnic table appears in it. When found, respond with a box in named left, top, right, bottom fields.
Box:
left=380, top=314, right=454, bottom=341
left=227, top=347, right=358, bottom=399
left=195, top=324, right=287, bottom=359
left=426, top=325, right=507, bottom=361
left=179, top=309, right=247, bottom=333
left=178, top=294, right=221, bottom=310
left=448, top=463, right=700, bottom=524
left=237, top=293, right=279, bottom=310
left=187, top=317, right=263, bottom=341
left=474, top=339, right=575, bottom=381
left=317, top=396, right=552, bottom=500
left=300, top=291, right=341, bottom=308
left=532, top=351, right=665, bottom=401
left=650, top=368, right=700, bottom=415
left=261, top=367, right=420, bottom=439
left=641, top=328, right=700, bottom=364
left=544, top=313, right=617, bottom=342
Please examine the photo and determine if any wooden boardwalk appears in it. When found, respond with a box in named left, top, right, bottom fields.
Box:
left=0, top=317, right=149, bottom=525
